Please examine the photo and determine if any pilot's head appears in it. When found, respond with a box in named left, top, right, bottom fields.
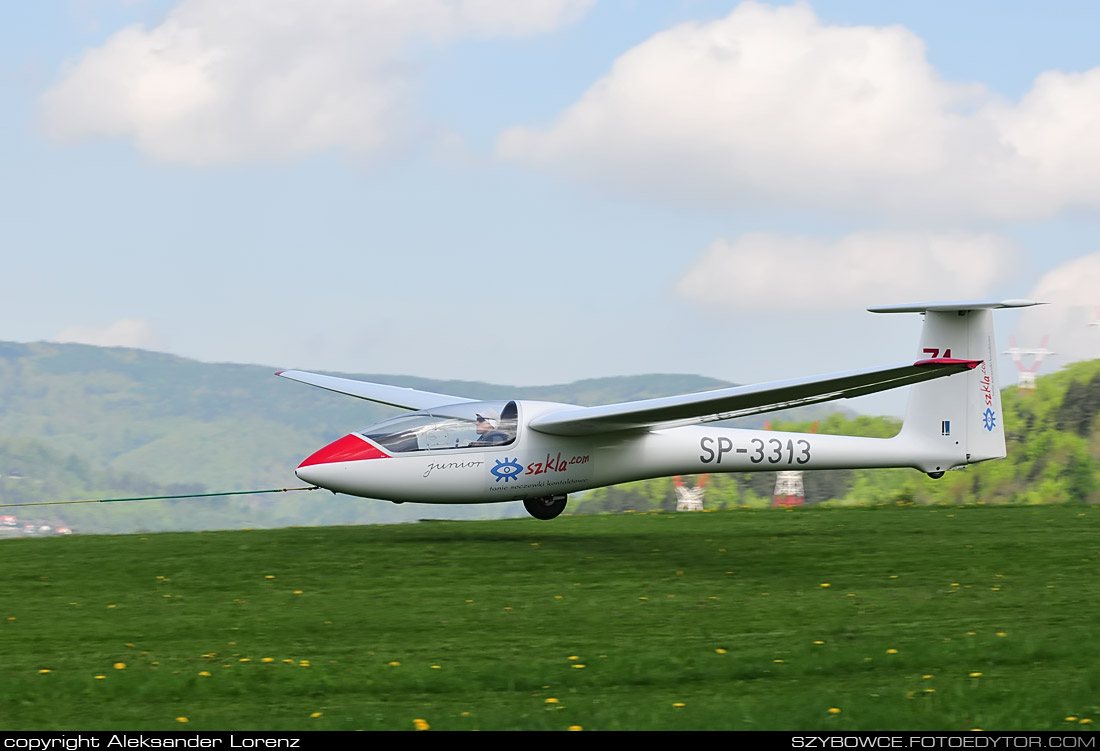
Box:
left=475, top=408, right=500, bottom=434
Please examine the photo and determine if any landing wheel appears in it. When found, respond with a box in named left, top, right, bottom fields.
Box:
left=523, top=495, right=568, bottom=520
left=926, top=471, right=945, bottom=479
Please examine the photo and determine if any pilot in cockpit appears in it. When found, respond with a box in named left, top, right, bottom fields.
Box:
left=470, top=408, right=508, bottom=446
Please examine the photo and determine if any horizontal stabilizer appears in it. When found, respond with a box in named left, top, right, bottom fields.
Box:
left=868, top=299, right=1043, bottom=314
left=528, top=358, right=978, bottom=437
left=276, top=370, right=474, bottom=411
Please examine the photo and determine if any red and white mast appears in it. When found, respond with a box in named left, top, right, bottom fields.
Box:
left=1004, top=335, right=1053, bottom=391
left=673, top=474, right=707, bottom=511
left=767, top=421, right=818, bottom=507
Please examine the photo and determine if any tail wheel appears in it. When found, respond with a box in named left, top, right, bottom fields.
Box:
left=523, top=495, right=568, bottom=520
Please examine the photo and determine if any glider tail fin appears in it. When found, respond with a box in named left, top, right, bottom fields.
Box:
left=869, top=300, right=1041, bottom=473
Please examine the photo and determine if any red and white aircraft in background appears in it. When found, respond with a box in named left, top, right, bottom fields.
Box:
left=279, top=300, right=1038, bottom=519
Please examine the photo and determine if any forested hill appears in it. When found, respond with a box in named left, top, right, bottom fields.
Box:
left=0, top=340, right=839, bottom=533
left=575, top=360, right=1100, bottom=514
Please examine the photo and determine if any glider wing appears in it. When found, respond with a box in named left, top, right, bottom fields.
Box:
left=527, top=358, right=980, bottom=437
left=276, top=370, right=475, bottom=411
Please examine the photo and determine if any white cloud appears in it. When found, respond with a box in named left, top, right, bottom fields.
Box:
left=51, top=319, right=156, bottom=348
left=675, top=231, right=1017, bottom=310
left=39, top=0, right=593, bottom=164
left=1016, top=253, right=1100, bottom=369
left=498, top=1, right=1100, bottom=220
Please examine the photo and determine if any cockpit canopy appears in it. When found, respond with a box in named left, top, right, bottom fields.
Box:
left=359, top=400, right=519, bottom=453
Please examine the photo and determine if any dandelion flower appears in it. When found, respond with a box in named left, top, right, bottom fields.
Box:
left=261, top=658, right=274, bottom=663
left=828, top=708, right=841, bottom=714
left=95, top=675, right=105, bottom=680
left=572, top=664, right=586, bottom=669
left=265, top=575, right=275, bottom=579
left=969, top=672, right=983, bottom=677
left=310, top=712, right=322, bottom=718
left=113, top=662, right=126, bottom=670
left=1066, top=717, right=1078, bottom=722
left=672, top=703, right=685, bottom=708
left=198, top=671, right=211, bottom=677
left=545, top=698, right=559, bottom=704
left=820, top=583, right=831, bottom=588
left=568, top=725, right=583, bottom=731
left=813, top=641, right=825, bottom=645
left=1081, top=719, right=1093, bottom=725
left=413, top=718, right=430, bottom=731
left=715, top=649, right=727, bottom=654
left=886, top=649, right=899, bottom=654
left=176, top=717, right=189, bottom=723
left=38, top=669, right=51, bottom=674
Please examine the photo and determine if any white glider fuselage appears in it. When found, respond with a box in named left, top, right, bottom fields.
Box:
left=294, top=400, right=962, bottom=505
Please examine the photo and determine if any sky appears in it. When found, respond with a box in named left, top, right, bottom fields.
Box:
left=3, top=0, right=1100, bottom=417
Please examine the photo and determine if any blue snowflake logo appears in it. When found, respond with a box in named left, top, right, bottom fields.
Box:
left=490, top=457, right=524, bottom=483
left=982, top=408, right=997, bottom=432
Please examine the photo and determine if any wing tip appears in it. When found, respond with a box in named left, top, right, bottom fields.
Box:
left=914, top=357, right=982, bottom=370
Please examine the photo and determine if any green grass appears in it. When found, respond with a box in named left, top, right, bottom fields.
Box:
left=2, top=505, right=1100, bottom=731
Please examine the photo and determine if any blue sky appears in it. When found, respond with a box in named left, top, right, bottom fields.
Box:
left=3, top=1, right=1099, bottom=416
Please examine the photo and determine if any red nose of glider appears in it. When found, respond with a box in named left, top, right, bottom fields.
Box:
left=298, top=434, right=389, bottom=468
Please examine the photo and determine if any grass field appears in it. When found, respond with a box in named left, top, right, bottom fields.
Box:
left=2, top=504, right=1099, bottom=732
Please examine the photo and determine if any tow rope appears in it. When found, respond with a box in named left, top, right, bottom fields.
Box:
left=0, top=486, right=321, bottom=509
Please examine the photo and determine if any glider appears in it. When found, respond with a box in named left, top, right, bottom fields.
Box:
left=279, top=300, right=1038, bottom=519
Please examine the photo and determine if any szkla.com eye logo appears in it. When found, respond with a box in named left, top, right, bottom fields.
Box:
left=982, top=408, right=997, bottom=432
left=490, top=457, right=524, bottom=483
